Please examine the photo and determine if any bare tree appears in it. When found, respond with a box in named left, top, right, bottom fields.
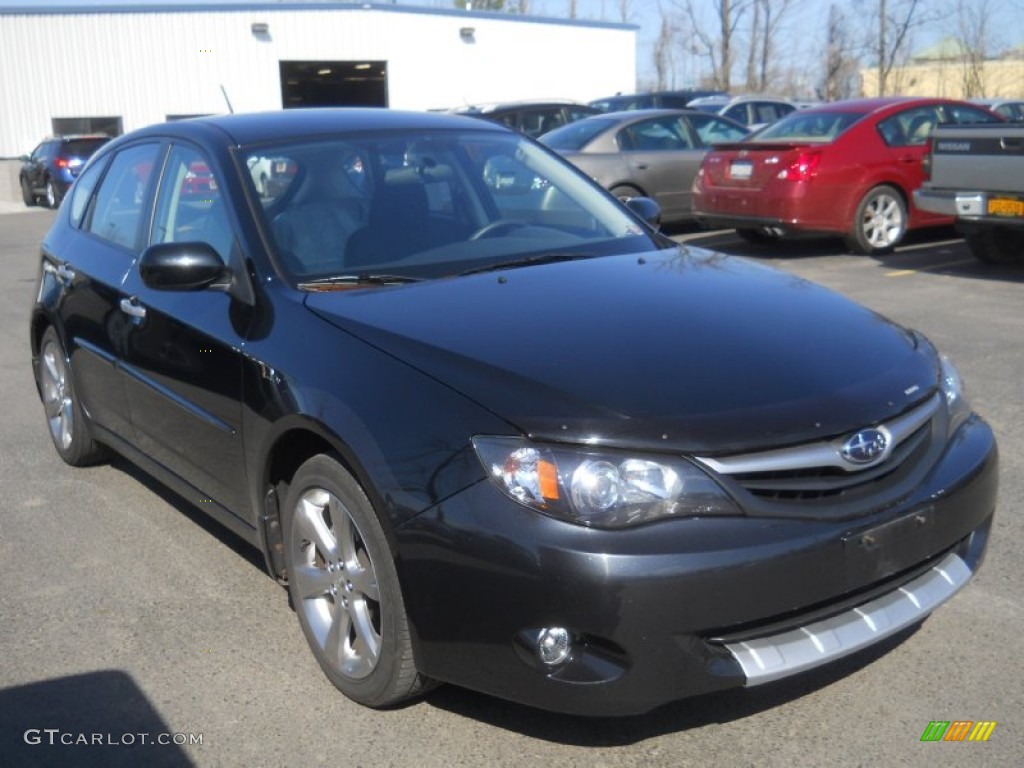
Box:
left=619, top=0, right=635, bottom=22
left=653, top=7, right=679, bottom=90
left=872, top=0, right=929, bottom=95
left=819, top=4, right=861, bottom=100
left=673, top=0, right=749, bottom=91
left=454, top=0, right=507, bottom=9
left=956, top=0, right=992, bottom=96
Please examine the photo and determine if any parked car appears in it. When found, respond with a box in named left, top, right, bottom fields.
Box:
left=31, top=108, right=996, bottom=716
left=589, top=89, right=726, bottom=113
left=448, top=100, right=600, bottom=138
left=19, top=134, right=110, bottom=208
left=692, top=97, right=1003, bottom=253
left=541, top=108, right=749, bottom=224
left=686, top=94, right=798, bottom=131
left=970, top=98, right=1024, bottom=123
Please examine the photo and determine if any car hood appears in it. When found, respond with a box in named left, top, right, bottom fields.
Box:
left=305, top=248, right=940, bottom=454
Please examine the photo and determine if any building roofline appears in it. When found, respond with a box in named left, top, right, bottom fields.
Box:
left=0, top=1, right=638, bottom=31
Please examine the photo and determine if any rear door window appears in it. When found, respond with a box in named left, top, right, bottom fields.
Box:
left=86, top=143, right=161, bottom=250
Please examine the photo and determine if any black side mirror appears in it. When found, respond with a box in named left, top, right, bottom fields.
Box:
left=624, top=196, right=662, bottom=230
left=139, top=242, right=229, bottom=291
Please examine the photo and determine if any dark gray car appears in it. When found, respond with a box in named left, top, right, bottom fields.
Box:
left=541, top=109, right=748, bottom=224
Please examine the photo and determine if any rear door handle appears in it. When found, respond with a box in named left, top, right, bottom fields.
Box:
left=632, top=163, right=649, bottom=170
left=120, top=297, right=147, bottom=319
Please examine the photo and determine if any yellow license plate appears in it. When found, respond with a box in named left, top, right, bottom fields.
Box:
left=987, top=197, right=1024, bottom=217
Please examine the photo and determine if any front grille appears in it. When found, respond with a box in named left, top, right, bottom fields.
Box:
left=733, top=422, right=931, bottom=501
left=696, top=394, right=943, bottom=515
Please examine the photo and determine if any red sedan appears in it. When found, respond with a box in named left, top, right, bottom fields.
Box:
left=692, top=97, right=1002, bottom=254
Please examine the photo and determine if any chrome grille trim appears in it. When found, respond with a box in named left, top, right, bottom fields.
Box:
left=696, top=394, right=941, bottom=476
left=722, top=552, right=972, bottom=686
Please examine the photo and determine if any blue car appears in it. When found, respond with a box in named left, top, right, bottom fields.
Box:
left=19, top=134, right=110, bottom=208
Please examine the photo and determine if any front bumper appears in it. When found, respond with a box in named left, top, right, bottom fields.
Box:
left=395, top=416, right=997, bottom=716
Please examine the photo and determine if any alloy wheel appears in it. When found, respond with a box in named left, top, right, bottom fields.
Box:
left=289, top=487, right=382, bottom=680
left=40, top=338, right=74, bottom=451
left=859, top=191, right=905, bottom=249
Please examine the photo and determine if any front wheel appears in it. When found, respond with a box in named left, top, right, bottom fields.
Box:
left=845, top=184, right=907, bottom=255
left=611, top=184, right=644, bottom=203
left=37, top=327, right=109, bottom=466
left=283, top=455, right=434, bottom=708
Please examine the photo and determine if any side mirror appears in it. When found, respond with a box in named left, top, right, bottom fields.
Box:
left=139, top=242, right=229, bottom=291
left=19, top=154, right=30, bottom=162
left=624, top=196, right=662, bottom=229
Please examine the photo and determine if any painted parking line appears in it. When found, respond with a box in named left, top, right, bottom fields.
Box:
left=885, top=258, right=977, bottom=277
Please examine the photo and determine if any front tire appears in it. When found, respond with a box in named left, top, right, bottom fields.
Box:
left=611, top=184, right=644, bottom=203
left=38, top=327, right=109, bottom=466
left=845, top=184, right=907, bottom=255
left=283, top=454, right=434, bottom=708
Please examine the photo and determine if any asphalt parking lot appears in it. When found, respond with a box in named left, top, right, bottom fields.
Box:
left=1, top=208, right=1021, bottom=767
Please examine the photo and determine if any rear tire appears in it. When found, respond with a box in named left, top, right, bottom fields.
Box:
left=282, top=454, right=436, bottom=708
left=21, top=177, right=36, bottom=207
left=37, top=327, right=110, bottom=466
left=963, top=225, right=1024, bottom=264
left=45, top=179, right=60, bottom=209
left=845, top=184, right=907, bottom=255
left=611, top=184, right=644, bottom=203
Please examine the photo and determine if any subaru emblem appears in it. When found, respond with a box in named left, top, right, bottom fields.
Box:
left=841, top=428, right=889, bottom=465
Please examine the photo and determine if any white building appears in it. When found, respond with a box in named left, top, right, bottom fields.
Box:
left=0, top=1, right=637, bottom=157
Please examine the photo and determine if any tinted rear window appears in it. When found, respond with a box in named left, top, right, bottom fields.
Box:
left=60, top=139, right=109, bottom=157
left=540, top=118, right=618, bottom=150
left=753, top=111, right=868, bottom=142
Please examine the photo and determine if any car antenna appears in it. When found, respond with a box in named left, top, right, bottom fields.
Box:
left=220, top=84, right=235, bottom=114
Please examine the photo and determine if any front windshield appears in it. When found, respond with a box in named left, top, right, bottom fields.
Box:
left=752, top=110, right=868, bottom=143
left=244, top=129, right=657, bottom=284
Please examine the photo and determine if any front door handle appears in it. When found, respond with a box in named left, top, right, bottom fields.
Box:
left=120, top=297, right=147, bottom=319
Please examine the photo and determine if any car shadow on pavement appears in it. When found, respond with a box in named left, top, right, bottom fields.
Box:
left=0, top=670, right=196, bottom=768
left=107, top=455, right=268, bottom=576
left=422, top=625, right=922, bottom=745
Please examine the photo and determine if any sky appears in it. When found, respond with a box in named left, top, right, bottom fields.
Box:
left=1, top=0, right=1021, bottom=94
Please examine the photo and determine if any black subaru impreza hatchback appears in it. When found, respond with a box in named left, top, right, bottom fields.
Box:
left=31, top=109, right=997, bottom=716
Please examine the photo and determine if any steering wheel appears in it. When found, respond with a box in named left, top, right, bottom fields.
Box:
left=468, top=219, right=528, bottom=240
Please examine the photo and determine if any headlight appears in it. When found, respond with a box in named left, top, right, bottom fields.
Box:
left=472, top=436, right=741, bottom=528
left=940, top=354, right=971, bottom=433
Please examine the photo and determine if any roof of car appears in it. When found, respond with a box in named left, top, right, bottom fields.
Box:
left=124, top=108, right=510, bottom=146
left=802, top=97, right=962, bottom=114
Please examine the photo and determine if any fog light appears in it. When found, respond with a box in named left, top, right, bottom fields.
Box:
left=537, top=627, right=572, bottom=666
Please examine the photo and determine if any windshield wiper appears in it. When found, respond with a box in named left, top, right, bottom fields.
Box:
left=457, top=252, right=594, bottom=277
left=297, top=274, right=423, bottom=290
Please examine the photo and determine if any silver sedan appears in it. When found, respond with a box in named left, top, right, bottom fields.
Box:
left=540, top=108, right=749, bottom=224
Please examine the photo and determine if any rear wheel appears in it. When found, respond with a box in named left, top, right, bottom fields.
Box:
left=45, top=179, right=60, bottom=209
left=283, top=454, right=435, bottom=708
left=845, top=185, right=907, bottom=255
left=611, top=184, right=644, bottom=203
left=38, top=327, right=109, bottom=466
left=963, top=225, right=1024, bottom=264
left=21, top=177, right=36, bottom=207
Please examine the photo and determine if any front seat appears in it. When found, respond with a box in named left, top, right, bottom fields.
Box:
left=345, top=180, right=452, bottom=269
